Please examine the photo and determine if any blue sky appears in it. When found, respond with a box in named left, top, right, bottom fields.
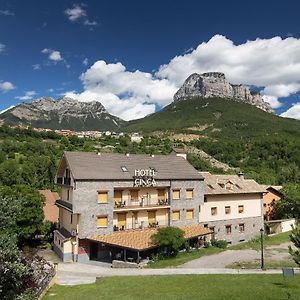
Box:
left=1, top=0, right=300, bottom=120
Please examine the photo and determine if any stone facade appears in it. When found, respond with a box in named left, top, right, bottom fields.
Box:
left=200, top=216, right=263, bottom=245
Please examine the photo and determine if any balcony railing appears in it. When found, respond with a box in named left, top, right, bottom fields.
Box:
left=113, top=219, right=169, bottom=231
left=56, top=177, right=71, bottom=186
left=114, top=198, right=169, bottom=209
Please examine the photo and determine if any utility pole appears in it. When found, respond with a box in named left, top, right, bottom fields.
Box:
left=260, top=228, right=265, bottom=270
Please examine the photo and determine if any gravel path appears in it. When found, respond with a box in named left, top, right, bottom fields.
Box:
left=179, top=249, right=260, bottom=268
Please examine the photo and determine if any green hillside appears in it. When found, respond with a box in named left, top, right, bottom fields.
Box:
left=124, top=97, right=300, bottom=138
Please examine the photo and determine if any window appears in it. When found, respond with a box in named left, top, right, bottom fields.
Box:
left=157, top=189, right=165, bottom=201
left=239, top=223, right=245, bottom=232
left=225, top=206, right=231, bottom=214
left=225, top=182, right=233, bottom=190
left=67, top=189, right=70, bottom=201
left=225, top=225, right=232, bottom=234
left=211, top=207, right=217, bottom=216
left=203, top=224, right=208, bottom=228
left=70, top=214, right=73, bottom=224
left=238, top=205, right=244, bottom=213
left=98, top=191, right=108, bottom=203
left=186, top=189, right=193, bottom=199
left=209, top=226, right=215, bottom=232
left=186, top=209, right=194, bottom=219
left=114, top=190, right=123, bottom=204
left=97, top=216, right=108, bottom=227
left=121, top=166, right=128, bottom=172
left=172, top=189, right=180, bottom=200
left=204, top=196, right=207, bottom=203
left=172, top=210, right=180, bottom=221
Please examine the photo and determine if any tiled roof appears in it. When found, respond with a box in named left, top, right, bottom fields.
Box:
left=62, top=151, right=203, bottom=181
left=199, top=172, right=266, bottom=195
left=39, top=189, right=59, bottom=223
left=88, top=224, right=212, bottom=251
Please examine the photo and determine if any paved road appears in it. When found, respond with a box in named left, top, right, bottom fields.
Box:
left=57, top=263, right=294, bottom=285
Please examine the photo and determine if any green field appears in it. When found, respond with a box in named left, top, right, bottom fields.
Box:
left=44, top=274, right=300, bottom=300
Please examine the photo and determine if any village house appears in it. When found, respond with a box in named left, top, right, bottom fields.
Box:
left=53, top=151, right=212, bottom=263
left=199, top=172, right=265, bottom=245
left=261, top=185, right=283, bottom=221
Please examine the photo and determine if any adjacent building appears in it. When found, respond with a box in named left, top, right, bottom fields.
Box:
left=199, top=172, right=265, bottom=245
left=261, top=185, right=283, bottom=221
left=39, top=189, right=59, bottom=223
left=54, top=152, right=212, bottom=262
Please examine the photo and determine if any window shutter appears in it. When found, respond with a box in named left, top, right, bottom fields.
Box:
left=186, top=189, right=193, bottom=199
left=186, top=209, right=193, bottom=219
left=97, top=216, right=108, bottom=227
left=98, top=191, right=108, bottom=203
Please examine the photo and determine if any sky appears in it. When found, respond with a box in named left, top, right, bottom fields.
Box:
left=1, top=0, right=300, bottom=121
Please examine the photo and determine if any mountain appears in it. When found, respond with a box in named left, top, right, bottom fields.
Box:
left=123, top=96, right=300, bottom=138
left=174, top=72, right=273, bottom=113
left=0, top=97, right=126, bottom=131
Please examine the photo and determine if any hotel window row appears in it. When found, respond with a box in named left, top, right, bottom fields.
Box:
left=172, top=188, right=194, bottom=200
left=172, top=209, right=194, bottom=221
left=225, top=223, right=245, bottom=234
left=211, top=205, right=244, bottom=215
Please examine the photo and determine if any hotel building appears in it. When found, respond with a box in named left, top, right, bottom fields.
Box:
left=53, top=152, right=212, bottom=262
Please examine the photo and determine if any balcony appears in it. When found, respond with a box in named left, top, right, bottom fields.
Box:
left=113, top=219, right=169, bottom=231
left=114, top=197, right=170, bottom=210
left=56, top=177, right=71, bottom=186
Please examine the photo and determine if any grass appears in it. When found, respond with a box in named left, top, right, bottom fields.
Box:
left=44, top=274, right=300, bottom=300
left=148, top=232, right=292, bottom=268
left=229, top=231, right=291, bottom=251
left=226, top=259, right=298, bottom=269
left=147, top=247, right=223, bottom=268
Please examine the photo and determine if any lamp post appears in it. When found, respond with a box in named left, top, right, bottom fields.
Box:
left=260, top=228, right=265, bottom=270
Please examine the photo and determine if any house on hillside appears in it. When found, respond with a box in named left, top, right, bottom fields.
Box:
left=39, top=189, right=59, bottom=223
left=199, top=172, right=265, bottom=245
left=260, top=185, right=283, bottom=221
left=130, top=133, right=143, bottom=143
left=53, top=151, right=212, bottom=263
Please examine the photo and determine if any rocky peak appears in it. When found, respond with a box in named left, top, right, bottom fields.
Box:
left=174, top=72, right=274, bottom=114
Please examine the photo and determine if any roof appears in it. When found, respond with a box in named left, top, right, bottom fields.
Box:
left=88, top=224, right=212, bottom=251
left=199, top=172, right=266, bottom=195
left=56, top=199, right=73, bottom=212
left=261, top=185, right=283, bottom=194
left=61, top=151, right=203, bottom=181
left=39, top=189, right=59, bottom=223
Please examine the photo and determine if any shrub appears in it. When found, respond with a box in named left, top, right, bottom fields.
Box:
left=151, top=227, right=185, bottom=257
left=211, top=239, right=228, bottom=249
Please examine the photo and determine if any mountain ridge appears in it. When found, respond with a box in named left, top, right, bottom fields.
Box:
left=173, top=72, right=273, bottom=113
left=0, top=97, right=126, bottom=131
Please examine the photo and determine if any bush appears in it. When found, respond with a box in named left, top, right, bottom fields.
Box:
left=151, top=227, right=185, bottom=257
left=211, top=239, right=228, bottom=249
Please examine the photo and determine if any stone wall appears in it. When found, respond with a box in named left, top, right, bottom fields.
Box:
left=200, top=216, right=263, bottom=245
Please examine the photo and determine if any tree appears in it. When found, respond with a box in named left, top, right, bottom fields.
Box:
left=151, top=227, right=185, bottom=256
left=289, top=226, right=300, bottom=266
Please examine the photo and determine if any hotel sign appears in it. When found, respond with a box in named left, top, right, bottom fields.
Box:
left=134, top=169, right=156, bottom=187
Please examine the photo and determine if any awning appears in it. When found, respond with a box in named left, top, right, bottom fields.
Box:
left=87, top=224, right=213, bottom=251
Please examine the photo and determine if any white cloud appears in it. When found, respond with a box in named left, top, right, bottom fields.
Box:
left=65, top=60, right=176, bottom=120
left=42, top=48, right=63, bottom=61
left=64, top=4, right=97, bottom=27
left=0, top=105, right=15, bottom=114
left=15, top=90, right=37, bottom=100
left=0, top=43, right=5, bottom=53
left=0, top=81, right=15, bottom=92
left=156, top=35, right=300, bottom=108
left=65, top=35, right=300, bottom=120
left=83, top=58, right=89, bottom=66
left=0, top=10, right=14, bottom=16
left=32, top=64, right=41, bottom=70
left=281, top=102, right=300, bottom=120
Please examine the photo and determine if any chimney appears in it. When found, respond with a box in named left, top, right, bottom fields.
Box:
left=238, top=172, right=244, bottom=180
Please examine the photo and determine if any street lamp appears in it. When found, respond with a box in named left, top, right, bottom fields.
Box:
left=260, top=228, right=265, bottom=270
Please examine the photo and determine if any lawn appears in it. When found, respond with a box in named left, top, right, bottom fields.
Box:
left=147, top=246, right=223, bottom=268
left=44, top=274, right=300, bottom=300
left=148, top=231, right=292, bottom=268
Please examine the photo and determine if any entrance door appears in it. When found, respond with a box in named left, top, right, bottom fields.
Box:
left=118, top=213, right=126, bottom=230
left=90, top=242, right=98, bottom=260
left=148, top=211, right=156, bottom=225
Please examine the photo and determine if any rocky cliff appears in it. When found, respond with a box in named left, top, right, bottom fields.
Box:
left=174, top=72, right=274, bottom=113
left=0, top=97, right=126, bottom=131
